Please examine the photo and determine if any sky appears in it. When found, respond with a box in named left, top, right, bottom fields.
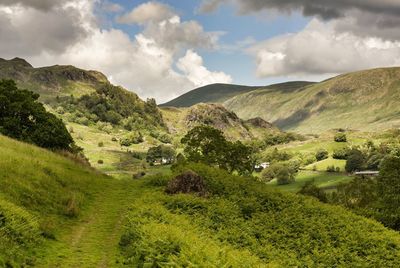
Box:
left=0, top=1, right=400, bottom=103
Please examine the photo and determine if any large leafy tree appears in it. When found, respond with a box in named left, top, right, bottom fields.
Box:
left=181, top=125, right=254, bottom=175
left=377, top=156, right=400, bottom=229
left=0, top=79, right=74, bottom=150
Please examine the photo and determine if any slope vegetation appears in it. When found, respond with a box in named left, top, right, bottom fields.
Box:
left=161, top=81, right=313, bottom=107
left=225, top=67, right=400, bottom=133
left=0, top=134, right=112, bottom=266
left=119, top=163, right=400, bottom=267
left=161, top=103, right=279, bottom=141
left=0, top=57, right=165, bottom=131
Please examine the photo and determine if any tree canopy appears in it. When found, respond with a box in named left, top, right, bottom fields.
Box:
left=181, top=125, right=254, bottom=175
left=0, top=79, right=74, bottom=150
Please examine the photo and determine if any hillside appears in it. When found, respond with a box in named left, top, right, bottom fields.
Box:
left=0, top=57, right=165, bottom=131
left=224, top=67, right=400, bottom=133
left=161, top=81, right=314, bottom=107
left=0, top=134, right=113, bottom=266
left=161, top=103, right=279, bottom=141
left=119, top=163, right=400, bottom=267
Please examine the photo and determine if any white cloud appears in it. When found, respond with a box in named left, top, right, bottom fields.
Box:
left=248, top=19, right=400, bottom=78
left=116, top=1, right=174, bottom=25
left=0, top=0, right=231, bottom=103
left=177, top=50, right=232, bottom=86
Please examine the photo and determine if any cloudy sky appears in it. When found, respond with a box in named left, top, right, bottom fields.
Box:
left=1, top=0, right=400, bottom=103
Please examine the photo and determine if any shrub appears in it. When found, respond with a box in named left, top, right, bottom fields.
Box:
left=333, top=148, right=349, bottom=159
left=315, top=149, right=329, bottom=161
left=111, top=137, right=117, bottom=142
left=165, top=171, right=207, bottom=196
left=120, top=132, right=144, bottom=146
left=262, top=163, right=296, bottom=185
left=298, top=180, right=328, bottom=202
left=334, top=133, right=347, bottom=142
left=98, top=142, right=104, bottom=147
left=97, top=159, right=104, bottom=164
left=326, top=165, right=336, bottom=172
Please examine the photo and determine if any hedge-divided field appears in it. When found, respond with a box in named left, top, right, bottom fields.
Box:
left=120, top=163, right=400, bottom=267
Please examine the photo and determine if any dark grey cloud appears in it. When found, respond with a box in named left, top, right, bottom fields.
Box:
left=0, top=1, right=88, bottom=58
left=0, top=0, right=67, bottom=11
left=201, top=0, right=400, bottom=19
left=201, top=0, right=400, bottom=40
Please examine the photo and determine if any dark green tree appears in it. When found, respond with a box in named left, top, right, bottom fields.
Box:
left=377, top=156, right=400, bottom=229
left=181, top=125, right=253, bottom=174
left=345, top=149, right=365, bottom=173
left=0, top=79, right=74, bottom=150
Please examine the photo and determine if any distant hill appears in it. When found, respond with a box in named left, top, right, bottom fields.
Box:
left=224, top=67, right=400, bottom=133
left=161, top=103, right=279, bottom=140
left=160, top=81, right=314, bottom=107
left=0, top=57, right=165, bottom=131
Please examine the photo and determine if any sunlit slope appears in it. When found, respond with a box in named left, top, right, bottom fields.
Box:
left=161, top=81, right=314, bottom=107
left=225, top=67, right=400, bottom=133
left=0, top=134, right=110, bottom=266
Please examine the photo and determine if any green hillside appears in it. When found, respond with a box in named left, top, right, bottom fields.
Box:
left=161, top=81, right=314, bottom=107
left=0, top=57, right=165, bottom=131
left=119, top=163, right=400, bottom=267
left=224, top=67, right=400, bottom=133
left=0, top=134, right=113, bottom=266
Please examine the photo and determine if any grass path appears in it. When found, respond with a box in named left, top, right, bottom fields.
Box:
left=36, top=177, right=140, bottom=268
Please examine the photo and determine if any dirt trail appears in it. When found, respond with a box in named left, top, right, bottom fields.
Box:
left=36, top=179, right=140, bottom=268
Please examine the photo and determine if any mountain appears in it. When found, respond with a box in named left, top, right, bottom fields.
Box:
left=0, top=57, right=165, bottom=131
left=161, top=103, right=279, bottom=140
left=160, top=81, right=314, bottom=107
left=224, top=67, right=400, bottom=133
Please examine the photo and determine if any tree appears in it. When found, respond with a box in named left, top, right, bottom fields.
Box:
left=261, top=163, right=297, bottom=185
left=0, top=79, right=74, bottom=150
left=345, top=149, right=365, bottom=173
left=298, top=180, right=327, bottom=202
left=334, top=133, right=347, bottom=142
left=315, top=149, right=329, bottom=161
left=376, top=156, right=400, bottom=229
left=223, top=141, right=254, bottom=175
left=181, top=125, right=253, bottom=175
left=146, top=145, right=176, bottom=165
left=181, top=125, right=227, bottom=165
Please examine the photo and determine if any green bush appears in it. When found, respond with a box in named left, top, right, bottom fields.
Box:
left=332, top=147, right=349, bottom=159
left=315, top=149, right=329, bottom=161
left=334, top=132, right=347, bottom=142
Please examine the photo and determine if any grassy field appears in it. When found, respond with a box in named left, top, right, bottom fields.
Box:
left=267, top=170, right=352, bottom=192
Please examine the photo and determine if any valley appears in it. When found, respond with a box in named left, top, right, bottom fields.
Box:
left=1, top=59, right=400, bottom=267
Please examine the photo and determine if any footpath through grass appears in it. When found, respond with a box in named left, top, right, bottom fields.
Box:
left=36, top=176, right=141, bottom=268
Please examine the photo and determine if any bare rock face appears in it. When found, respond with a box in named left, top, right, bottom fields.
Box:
left=165, top=170, right=207, bottom=197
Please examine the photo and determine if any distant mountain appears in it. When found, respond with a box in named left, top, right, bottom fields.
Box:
left=0, top=57, right=166, bottom=131
left=160, top=81, right=314, bottom=107
left=224, top=67, right=400, bottom=133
